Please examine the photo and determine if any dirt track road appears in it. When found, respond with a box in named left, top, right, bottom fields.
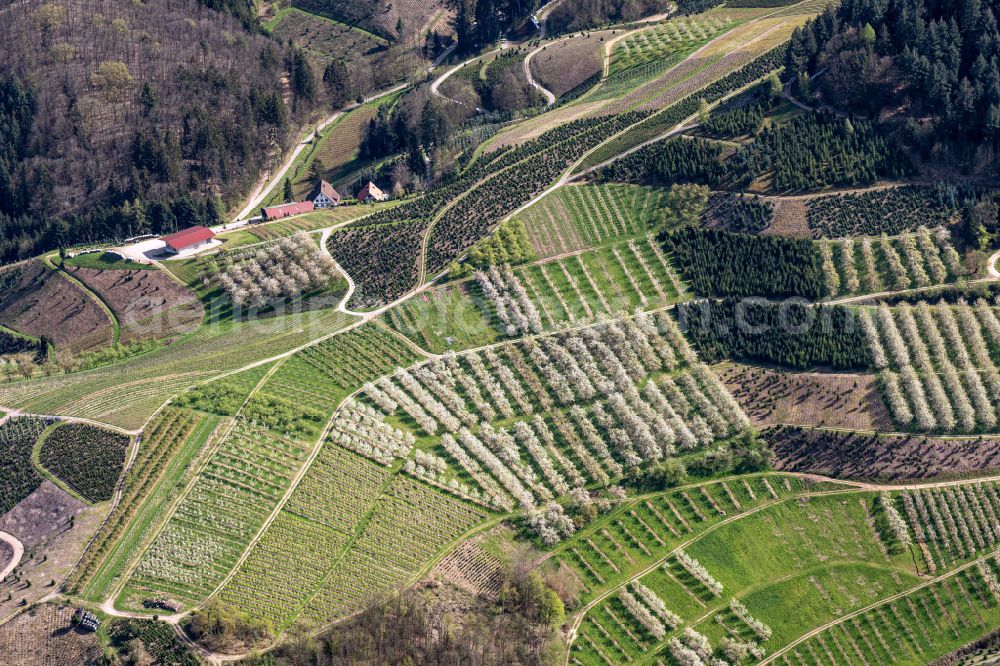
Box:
left=0, top=531, right=24, bottom=582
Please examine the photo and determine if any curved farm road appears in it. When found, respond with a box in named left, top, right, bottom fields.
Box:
left=319, top=227, right=356, bottom=315
left=759, top=549, right=1000, bottom=665
left=430, top=45, right=507, bottom=109
left=988, top=249, right=1000, bottom=278
left=430, top=0, right=569, bottom=109
left=523, top=45, right=556, bottom=106
left=0, top=531, right=24, bottom=581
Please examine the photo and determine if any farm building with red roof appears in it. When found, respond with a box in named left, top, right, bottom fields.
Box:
left=261, top=201, right=315, bottom=221
left=160, top=226, right=216, bottom=254
left=358, top=181, right=387, bottom=203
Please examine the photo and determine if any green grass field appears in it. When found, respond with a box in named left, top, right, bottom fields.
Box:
left=513, top=238, right=685, bottom=329
left=383, top=286, right=498, bottom=354
left=777, top=562, right=1000, bottom=665
left=79, top=411, right=221, bottom=602
left=567, top=479, right=1000, bottom=666
left=518, top=183, right=668, bottom=258
left=0, top=309, right=357, bottom=429
left=64, top=252, right=156, bottom=271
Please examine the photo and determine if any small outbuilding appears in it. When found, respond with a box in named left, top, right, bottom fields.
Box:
left=73, top=608, right=100, bottom=632
left=358, top=181, right=387, bottom=203
left=261, top=201, right=315, bottom=221
left=309, top=180, right=341, bottom=208
left=160, top=226, right=216, bottom=255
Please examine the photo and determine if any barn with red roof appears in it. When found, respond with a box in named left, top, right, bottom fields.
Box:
left=358, top=181, right=387, bottom=203
left=261, top=201, right=315, bottom=221
left=160, top=226, right=216, bottom=254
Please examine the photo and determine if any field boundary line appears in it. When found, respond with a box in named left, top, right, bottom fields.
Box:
left=562, top=472, right=1000, bottom=664
left=29, top=422, right=92, bottom=505
left=372, top=318, right=440, bottom=360
left=73, top=412, right=219, bottom=602
left=200, top=377, right=372, bottom=610
left=561, top=484, right=865, bottom=661
left=570, top=68, right=780, bottom=182
left=43, top=254, right=121, bottom=346
left=101, top=357, right=288, bottom=612
left=759, top=547, right=1000, bottom=665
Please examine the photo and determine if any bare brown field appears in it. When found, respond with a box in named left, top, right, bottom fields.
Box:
left=429, top=533, right=506, bottom=600
left=0, top=481, right=86, bottom=551
left=769, top=426, right=1000, bottom=482
left=530, top=31, right=609, bottom=97
left=0, top=540, right=11, bottom=571
left=0, top=603, right=100, bottom=665
left=490, top=101, right=607, bottom=149
left=68, top=267, right=204, bottom=343
left=0, top=488, right=107, bottom=624
left=718, top=364, right=892, bottom=431
left=765, top=196, right=811, bottom=237
left=0, top=482, right=102, bottom=623
left=597, top=14, right=812, bottom=116
left=0, top=262, right=113, bottom=353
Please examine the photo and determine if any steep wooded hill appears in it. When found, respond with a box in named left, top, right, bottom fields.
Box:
left=292, top=0, right=450, bottom=41
left=788, top=0, right=1000, bottom=171
left=0, top=0, right=305, bottom=265
left=547, top=0, right=671, bottom=33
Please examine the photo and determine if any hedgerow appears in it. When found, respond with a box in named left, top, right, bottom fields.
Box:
left=39, top=422, right=130, bottom=502
left=676, top=0, right=722, bottom=13
left=702, top=192, right=773, bottom=233
left=677, top=299, right=871, bottom=370
left=0, top=328, right=44, bottom=359
left=661, top=227, right=826, bottom=299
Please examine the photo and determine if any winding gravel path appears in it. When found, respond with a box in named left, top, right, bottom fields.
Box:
left=523, top=45, right=556, bottom=106
left=0, top=531, right=24, bottom=582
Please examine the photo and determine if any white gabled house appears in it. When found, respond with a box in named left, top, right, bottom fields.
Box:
left=309, top=180, right=342, bottom=208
